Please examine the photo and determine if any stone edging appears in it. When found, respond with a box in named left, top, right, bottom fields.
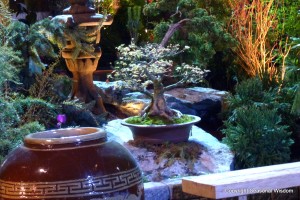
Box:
left=144, top=178, right=201, bottom=200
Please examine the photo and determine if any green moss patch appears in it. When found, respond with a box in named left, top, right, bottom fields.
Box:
left=125, top=115, right=194, bottom=125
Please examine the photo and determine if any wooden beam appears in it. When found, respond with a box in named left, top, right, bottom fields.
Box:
left=182, top=162, right=300, bottom=199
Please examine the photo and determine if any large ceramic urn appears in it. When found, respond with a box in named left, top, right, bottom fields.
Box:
left=55, top=0, right=113, bottom=115
left=0, top=127, right=144, bottom=199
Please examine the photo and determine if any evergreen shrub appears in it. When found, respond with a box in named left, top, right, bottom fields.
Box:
left=223, top=106, right=293, bottom=169
left=222, top=78, right=294, bottom=169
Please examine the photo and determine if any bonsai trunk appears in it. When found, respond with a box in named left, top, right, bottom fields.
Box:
left=144, top=81, right=179, bottom=120
left=160, top=19, right=190, bottom=47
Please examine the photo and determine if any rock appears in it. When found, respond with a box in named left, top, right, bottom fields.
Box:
left=165, top=88, right=228, bottom=134
left=144, top=182, right=170, bottom=200
left=94, top=81, right=149, bottom=116
left=105, top=119, right=234, bottom=182
left=94, top=81, right=130, bottom=104
left=95, top=81, right=229, bottom=136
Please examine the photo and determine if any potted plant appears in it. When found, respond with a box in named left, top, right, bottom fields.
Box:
left=110, top=42, right=207, bottom=143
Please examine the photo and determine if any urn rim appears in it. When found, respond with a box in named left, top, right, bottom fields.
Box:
left=24, top=127, right=106, bottom=146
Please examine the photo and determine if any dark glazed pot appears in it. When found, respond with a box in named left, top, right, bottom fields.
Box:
left=0, top=127, right=144, bottom=200
left=122, top=115, right=201, bottom=144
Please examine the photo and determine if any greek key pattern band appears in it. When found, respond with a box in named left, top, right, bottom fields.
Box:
left=0, top=167, right=142, bottom=199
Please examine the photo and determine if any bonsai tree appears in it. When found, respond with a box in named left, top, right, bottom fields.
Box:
left=111, top=42, right=207, bottom=122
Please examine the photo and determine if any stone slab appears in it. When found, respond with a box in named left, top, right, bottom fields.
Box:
left=105, top=119, right=233, bottom=199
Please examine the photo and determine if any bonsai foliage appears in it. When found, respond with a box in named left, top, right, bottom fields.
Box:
left=111, top=42, right=207, bottom=121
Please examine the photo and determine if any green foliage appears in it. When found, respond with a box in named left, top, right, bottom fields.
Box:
left=13, top=96, right=57, bottom=125
left=291, top=87, right=300, bottom=117
left=143, top=0, right=178, bottom=17
left=4, top=18, right=66, bottom=71
left=127, top=6, right=142, bottom=43
left=276, top=0, right=300, bottom=37
left=155, top=6, right=234, bottom=66
left=0, top=46, right=23, bottom=89
left=288, top=37, right=300, bottom=67
left=125, top=114, right=194, bottom=125
left=284, top=37, right=300, bottom=119
left=226, top=77, right=277, bottom=111
left=223, top=106, right=293, bottom=169
left=2, top=14, right=107, bottom=77
left=0, top=55, right=49, bottom=160
left=0, top=92, right=54, bottom=163
left=92, top=0, right=120, bottom=15
left=0, top=140, right=11, bottom=164
left=0, top=121, right=45, bottom=163
left=28, top=58, right=71, bottom=102
left=61, top=100, right=108, bottom=127
left=0, top=97, right=19, bottom=133
left=64, top=24, right=103, bottom=59
left=222, top=77, right=295, bottom=169
left=0, top=22, right=57, bottom=163
left=225, top=77, right=295, bottom=126
left=197, top=0, right=231, bottom=22
left=0, top=4, right=79, bottom=164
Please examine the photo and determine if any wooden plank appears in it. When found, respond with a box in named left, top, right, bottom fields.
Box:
left=182, top=162, right=300, bottom=199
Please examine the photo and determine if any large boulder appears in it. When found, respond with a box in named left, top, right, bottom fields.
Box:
left=95, top=81, right=228, bottom=137
left=105, top=119, right=234, bottom=182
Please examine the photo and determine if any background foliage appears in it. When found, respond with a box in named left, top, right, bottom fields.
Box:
left=143, top=0, right=236, bottom=90
left=0, top=0, right=299, bottom=167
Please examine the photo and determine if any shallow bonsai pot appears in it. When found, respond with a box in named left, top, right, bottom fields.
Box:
left=121, top=115, right=201, bottom=144
left=0, top=127, right=144, bottom=200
